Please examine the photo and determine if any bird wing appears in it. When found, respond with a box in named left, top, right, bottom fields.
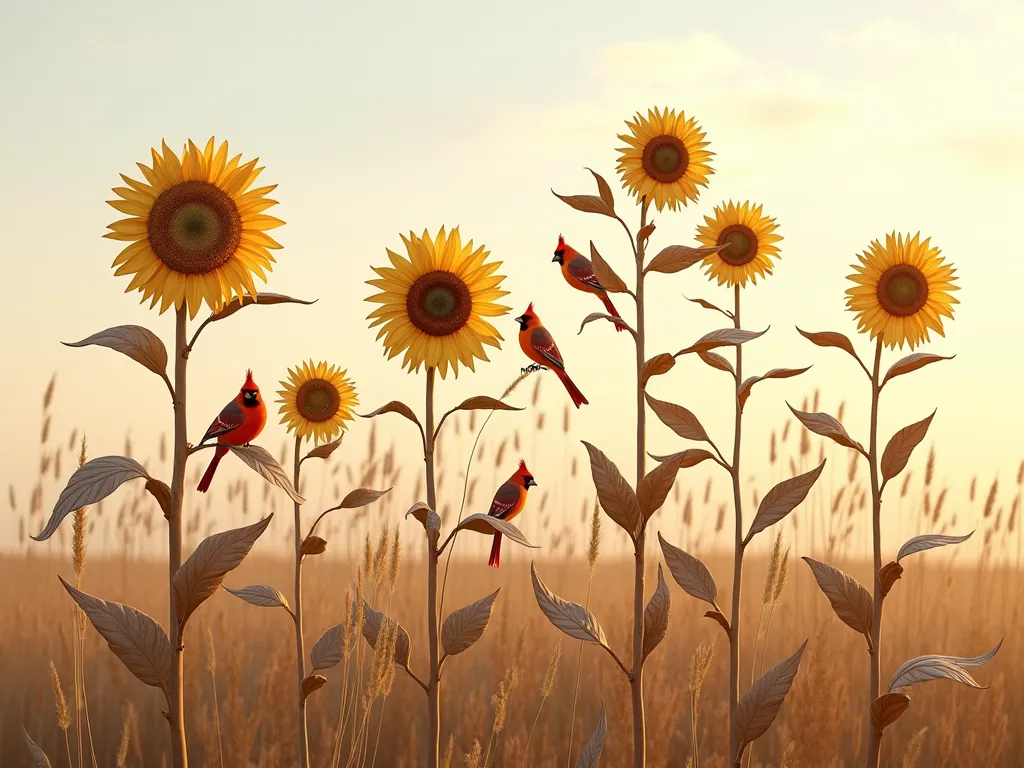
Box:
left=202, top=399, right=245, bottom=443
left=567, top=256, right=605, bottom=292
left=488, top=481, right=523, bottom=520
left=530, top=326, right=565, bottom=370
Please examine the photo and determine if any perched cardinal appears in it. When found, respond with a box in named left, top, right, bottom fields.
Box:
left=196, top=370, right=268, bottom=493
left=487, top=460, right=537, bottom=568
left=552, top=235, right=625, bottom=332
left=516, top=303, right=588, bottom=408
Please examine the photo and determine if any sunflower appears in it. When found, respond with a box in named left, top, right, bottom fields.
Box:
left=105, top=138, right=283, bottom=319
left=695, top=201, right=783, bottom=287
left=615, top=107, right=714, bottom=212
left=278, top=361, right=358, bottom=443
left=845, top=232, right=958, bottom=350
left=365, top=227, right=509, bottom=378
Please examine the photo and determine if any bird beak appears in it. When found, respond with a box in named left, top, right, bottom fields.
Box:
left=551, top=255, right=559, bottom=262
left=514, top=315, right=525, bottom=324
left=527, top=478, right=538, bottom=489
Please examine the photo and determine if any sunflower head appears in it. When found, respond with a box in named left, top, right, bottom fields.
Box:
left=105, top=138, right=283, bottom=319
left=696, top=201, right=783, bottom=288
left=365, top=227, right=510, bottom=378
left=278, top=361, right=358, bottom=443
left=615, top=107, right=714, bottom=212
left=846, top=232, right=958, bottom=350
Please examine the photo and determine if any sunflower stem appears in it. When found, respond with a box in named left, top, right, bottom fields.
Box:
left=866, top=337, right=884, bottom=768
left=729, top=284, right=746, bottom=768
left=293, top=436, right=311, bottom=768
left=424, top=367, right=441, bottom=768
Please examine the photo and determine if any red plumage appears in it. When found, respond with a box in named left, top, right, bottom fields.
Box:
left=196, top=370, right=268, bottom=493
left=553, top=236, right=626, bottom=332
left=487, top=459, right=536, bottom=568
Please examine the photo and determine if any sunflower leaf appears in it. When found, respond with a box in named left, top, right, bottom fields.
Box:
left=882, top=353, right=955, bottom=386
left=675, top=327, right=769, bottom=356
left=64, top=325, right=169, bottom=381
left=552, top=189, right=615, bottom=218
left=589, top=242, right=630, bottom=294
left=208, top=293, right=317, bottom=323
left=304, top=435, right=344, bottom=462
left=645, top=243, right=726, bottom=275
left=641, top=353, right=675, bottom=386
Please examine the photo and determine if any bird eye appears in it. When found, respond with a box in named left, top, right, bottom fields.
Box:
left=555, top=249, right=565, bottom=257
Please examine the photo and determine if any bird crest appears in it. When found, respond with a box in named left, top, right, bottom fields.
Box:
left=557, top=234, right=565, bottom=247
left=244, top=369, right=257, bottom=389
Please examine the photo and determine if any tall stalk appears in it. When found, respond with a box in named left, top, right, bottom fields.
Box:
left=866, top=337, right=884, bottom=768
left=728, top=285, right=744, bottom=767
left=168, top=307, right=189, bottom=768
left=292, top=437, right=311, bottom=768
left=424, top=367, right=440, bottom=768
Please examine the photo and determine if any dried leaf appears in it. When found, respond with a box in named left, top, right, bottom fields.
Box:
left=21, top=726, right=53, bottom=768
left=658, top=533, right=718, bottom=607
left=637, top=457, right=684, bottom=520
left=888, top=641, right=1002, bottom=692
left=645, top=394, right=711, bottom=443
left=787, top=405, right=865, bottom=454
left=746, top=461, right=826, bottom=542
left=641, top=354, right=675, bottom=386
left=735, top=640, right=808, bottom=751
left=64, top=325, right=168, bottom=380
left=802, top=557, right=873, bottom=636
left=145, top=478, right=172, bottom=519
left=646, top=244, right=723, bottom=275
left=223, top=584, right=292, bottom=612
left=311, top=624, right=344, bottom=671
left=360, top=400, right=423, bottom=431
left=59, top=577, right=171, bottom=691
left=406, top=502, right=442, bottom=539
left=552, top=190, right=615, bottom=218
left=441, top=589, right=500, bottom=655
left=882, top=353, right=954, bottom=387
left=796, top=328, right=861, bottom=363
left=301, top=674, right=328, bottom=702
left=897, top=531, right=974, bottom=562
left=871, top=693, right=911, bottom=731
left=642, top=565, right=671, bottom=661
left=447, top=396, right=523, bottom=414
left=589, top=242, right=629, bottom=294
left=361, top=601, right=412, bottom=666
left=301, top=536, right=328, bottom=556
left=34, top=456, right=150, bottom=541
left=229, top=445, right=305, bottom=503
left=582, top=441, right=642, bottom=539
left=455, top=514, right=537, bottom=548
left=945, top=638, right=1003, bottom=669
left=586, top=167, right=615, bottom=211
left=578, top=312, right=633, bottom=335
left=531, top=563, right=609, bottom=647
left=637, top=222, right=656, bottom=251
left=738, top=367, right=811, bottom=411
left=575, top=704, right=607, bottom=768
left=339, top=487, right=391, bottom=509
left=705, top=610, right=731, bottom=636
left=879, top=561, right=904, bottom=597
left=881, top=411, right=935, bottom=485
left=173, top=516, right=273, bottom=632
left=683, top=295, right=733, bottom=319
left=698, top=351, right=735, bottom=375
left=208, top=292, right=316, bottom=322
left=305, top=435, right=344, bottom=461
left=676, top=327, right=768, bottom=356
left=649, top=449, right=717, bottom=469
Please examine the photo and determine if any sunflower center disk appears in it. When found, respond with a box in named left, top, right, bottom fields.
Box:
left=296, top=380, right=340, bottom=422
left=641, top=136, right=690, bottom=183
left=716, top=226, right=758, bottom=266
left=877, top=265, right=928, bottom=316
left=147, top=180, right=242, bottom=275
left=406, top=270, right=472, bottom=337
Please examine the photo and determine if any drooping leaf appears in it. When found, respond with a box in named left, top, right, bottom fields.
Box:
left=311, top=624, right=344, bottom=671
left=531, top=563, right=609, bottom=647
left=871, top=693, right=911, bottom=731
left=705, top=610, right=731, bottom=636
left=305, top=435, right=344, bottom=461
left=945, top=638, right=1003, bottom=669
left=641, top=353, right=675, bottom=386
left=645, top=244, right=723, bottom=275
left=361, top=601, right=411, bottom=666
left=360, top=401, right=423, bottom=431
left=649, top=449, right=717, bottom=469
left=301, top=674, right=328, bottom=702
left=642, top=565, right=671, bottom=661
left=645, top=394, right=711, bottom=443
left=581, top=441, right=642, bottom=539
left=676, top=327, right=768, bottom=356
left=579, top=312, right=633, bottom=335
left=34, top=456, right=150, bottom=541
left=301, top=535, right=328, bottom=556
left=447, top=396, right=522, bottom=414
left=575, top=704, right=608, bottom=768
left=888, top=641, right=1001, bottom=693
left=637, top=457, right=684, bottom=520
left=21, top=726, right=53, bottom=768
left=589, top=242, right=629, bottom=294
left=698, top=351, right=735, bottom=375
left=64, top=325, right=168, bottom=380
left=658, top=533, right=718, bottom=608
left=796, top=328, right=862, bottom=363
left=552, top=190, right=615, bottom=218
left=879, top=561, right=904, bottom=597
left=208, top=292, right=316, bottom=322
left=441, top=589, right=500, bottom=655
left=882, top=353, right=954, bottom=387
left=455, top=514, right=537, bottom=548
left=60, top=577, right=171, bottom=691
left=802, top=557, right=873, bottom=636
left=738, top=367, right=811, bottom=411
left=788, top=404, right=865, bottom=454
left=881, top=411, right=935, bottom=485
left=637, top=222, right=656, bottom=251
left=896, top=531, right=974, bottom=562
left=145, top=478, right=172, bottom=518
left=746, top=461, right=826, bottom=542
left=173, top=516, right=274, bottom=632
left=338, top=487, right=391, bottom=509
left=735, top=640, right=808, bottom=751
left=586, top=167, right=615, bottom=212
left=683, top=295, right=733, bottom=320
left=224, top=584, right=292, bottom=612
left=406, top=502, right=442, bottom=540
left=229, top=445, right=305, bottom=503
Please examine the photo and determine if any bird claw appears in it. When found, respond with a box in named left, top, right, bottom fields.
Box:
left=521, top=363, right=547, bottom=374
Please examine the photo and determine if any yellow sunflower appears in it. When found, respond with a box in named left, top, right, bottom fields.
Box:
left=696, top=201, right=783, bottom=287
left=616, top=107, right=714, bottom=212
left=278, top=361, right=358, bottom=443
left=105, top=138, right=283, bottom=319
left=366, top=227, right=509, bottom=378
left=846, top=232, right=958, bottom=350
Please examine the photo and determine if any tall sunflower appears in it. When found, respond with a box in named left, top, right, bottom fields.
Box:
left=366, top=227, right=509, bottom=378
left=105, top=138, right=283, bottom=319
left=278, top=361, right=358, bottom=443
left=846, top=232, right=958, bottom=350
left=616, top=107, right=714, bottom=212
left=696, top=201, right=783, bottom=287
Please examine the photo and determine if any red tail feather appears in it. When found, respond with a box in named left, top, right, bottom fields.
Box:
left=555, top=368, right=588, bottom=409
left=601, top=295, right=625, bottom=332
left=488, top=532, right=502, bottom=568
left=197, top=445, right=229, bottom=493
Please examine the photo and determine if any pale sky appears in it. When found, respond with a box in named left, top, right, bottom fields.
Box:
left=2, top=0, right=1022, bottom=560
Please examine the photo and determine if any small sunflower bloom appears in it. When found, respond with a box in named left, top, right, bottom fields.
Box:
left=696, top=201, right=783, bottom=287
left=278, top=361, right=358, bottom=443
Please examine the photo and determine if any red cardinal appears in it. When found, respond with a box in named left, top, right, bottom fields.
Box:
left=516, top=303, right=588, bottom=408
left=552, top=235, right=625, bottom=332
left=487, top=460, right=537, bottom=567
left=196, top=370, right=268, bottom=493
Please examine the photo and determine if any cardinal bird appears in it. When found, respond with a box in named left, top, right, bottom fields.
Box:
left=487, top=460, right=537, bottom=567
left=196, top=370, right=268, bottom=493
left=516, top=303, right=588, bottom=408
left=552, top=235, right=626, bottom=332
